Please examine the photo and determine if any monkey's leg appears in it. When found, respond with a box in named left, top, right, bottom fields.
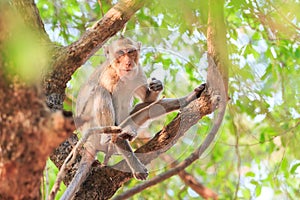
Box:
left=48, top=126, right=121, bottom=200
left=103, top=143, right=113, bottom=165
left=65, top=127, right=120, bottom=170
left=103, top=135, right=118, bottom=165
left=60, top=148, right=96, bottom=200
left=115, top=137, right=148, bottom=180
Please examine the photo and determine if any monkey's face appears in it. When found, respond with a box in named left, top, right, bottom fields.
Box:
left=111, top=47, right=139, bottom=78
left=105, top=38, right=141, bottom=78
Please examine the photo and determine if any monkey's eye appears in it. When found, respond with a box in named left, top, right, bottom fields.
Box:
left=116, top=50, right=125, bottom=56
left=127, top=49, right=136, bottom=54
left=128, top=49, right=137, bottom=57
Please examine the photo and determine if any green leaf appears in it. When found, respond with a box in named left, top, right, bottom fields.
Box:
left=250, top=180, right=258, bottom=186
left=280, top=158, right=289, bottom=172
left=255, top=185, right=262, bottom=197
left=290, top=163, right=300, bottom=174
left=245, top=171, right=256, bottom=177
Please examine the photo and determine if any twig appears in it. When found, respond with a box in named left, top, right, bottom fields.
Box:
left=266, top=0, right=300, bottom=31
left=230, top=107, right=241, bottom=200
left=97, top=0, right=104, bottom=17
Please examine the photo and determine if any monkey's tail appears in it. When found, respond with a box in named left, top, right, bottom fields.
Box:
left=60, top=154, right=93, bottom=200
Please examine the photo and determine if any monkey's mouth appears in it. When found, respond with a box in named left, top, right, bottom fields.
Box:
left=122, top=69, right=132, bottom=72
left=119, top=69, right=134, bottom=77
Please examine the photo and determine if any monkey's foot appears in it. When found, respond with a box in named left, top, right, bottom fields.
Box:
left=132, top=164, right=148, bottom=180
left=129, top=155, right=149, bottom=180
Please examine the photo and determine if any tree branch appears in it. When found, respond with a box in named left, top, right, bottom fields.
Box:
left=177, top=168, right=218, bottom=200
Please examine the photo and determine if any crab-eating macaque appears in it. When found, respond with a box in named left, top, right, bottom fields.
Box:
left=60, top=37, right=163, bottom=200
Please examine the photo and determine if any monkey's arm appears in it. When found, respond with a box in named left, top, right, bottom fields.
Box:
left=135, top=78, right=163, bottom=103
left=120, top=84, right=206, bottom=139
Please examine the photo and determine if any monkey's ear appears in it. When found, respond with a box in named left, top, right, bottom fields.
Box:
left=137, top=42, right=141, bottom=51
left=103, top=45, right=109, bottom=58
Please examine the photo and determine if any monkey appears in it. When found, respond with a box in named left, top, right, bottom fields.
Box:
left=77, top=38, right=163, bottom=173
left=57, top=37, right=163, bottom=200
left=77, top=37, right=164, bottom=175
left=50, top=37, right=207, bottom=200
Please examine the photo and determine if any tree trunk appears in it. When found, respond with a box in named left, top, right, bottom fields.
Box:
left=0, top=1, right=72, bottom=199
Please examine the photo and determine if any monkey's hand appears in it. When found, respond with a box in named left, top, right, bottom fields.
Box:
left=149, top=78, right=163, bottom=92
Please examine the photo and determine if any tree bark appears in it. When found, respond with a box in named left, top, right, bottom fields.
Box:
left=0, top=1, right=73, bottom=199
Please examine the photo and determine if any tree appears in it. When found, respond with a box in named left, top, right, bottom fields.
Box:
left=1, top=0, right=299, bottom=199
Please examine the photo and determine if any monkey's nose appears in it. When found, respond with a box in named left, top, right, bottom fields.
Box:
left=125, top=61, right=132, bottom=68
